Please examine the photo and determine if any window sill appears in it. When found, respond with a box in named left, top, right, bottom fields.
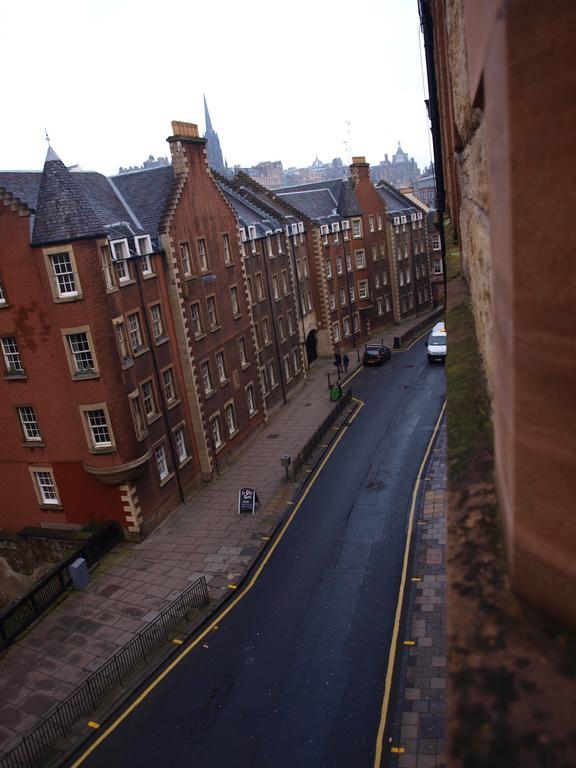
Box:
left=166, top=398, right=181, bottom=410
left=213, top=442, right=226, bottom=454
left=209, top=325, right=222, bottom=334
left=89, top=445, right=116, bottom=455
left=240, top=362, right=250, bottom=370
left=193, top=332, right=207, bottom=342
left=178, top=455, right=192, bottom=469
left=142, top=272, right=157, bottom=281
left=118, top=279, right=136, bottom=288
left=145, top=413, right=162, bottom=426
left=227, top=428, right=239, bottom=440
left=224, top=261, right=235, bottom=268
left=40, top=503, right=63, bottom=511
left=154, top=336, right=170, bottom=347
left=121, top=358, right=134, bottom=369
left=204, top=389, right=216, bottom=400
left=219, top=378, right=230, bottom=388
left=53, top=293, right=82, bottom=304
left=132, top=347, right=149, bottom=358
left=73, top=371, right=99, bottom=381
left=248, top=410, right=259, bottom=419
left=233, top=312, right=243, bottom=320
left=22, top=441, right=46, bottom=448
left=159, top=472, right=175, bottom=488
left=4, top=372, right=27, bottom=381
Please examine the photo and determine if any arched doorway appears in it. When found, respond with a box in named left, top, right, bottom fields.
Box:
left=306, top=330, right=317, bottom=365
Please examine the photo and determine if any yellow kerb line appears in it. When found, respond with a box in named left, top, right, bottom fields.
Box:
left=372, top=400, right=446, bottom=768
left=70, top=392, right=359, bottom=767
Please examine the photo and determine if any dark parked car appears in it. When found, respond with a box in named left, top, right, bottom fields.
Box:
left=363, top=344, right=391, bottom=366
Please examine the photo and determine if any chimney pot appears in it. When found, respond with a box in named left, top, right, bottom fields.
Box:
left=171, top=121, right=200, bottom=138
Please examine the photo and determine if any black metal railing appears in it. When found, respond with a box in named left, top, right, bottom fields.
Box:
left=0, top=523, right=122, bottom=651
left=0, top=576, right=209, bottom=768
left=394, top=307, right=444, bottom=348
left=292, top=389, right=353, bottom=477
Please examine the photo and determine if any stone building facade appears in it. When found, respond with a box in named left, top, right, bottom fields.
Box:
left=421, top=0, right=576, bottom=627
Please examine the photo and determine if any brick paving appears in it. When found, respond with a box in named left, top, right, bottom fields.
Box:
left=388, top=422, right=447, bottom=768
left=0, top=309, right=443, bottom=755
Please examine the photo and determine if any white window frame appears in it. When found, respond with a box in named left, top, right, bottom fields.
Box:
left=111, top=240, right=131, bottom=284
left=230, top=286, right=240, bottom=317
left=173, top=426, right=188, bottom=464
left=210, top=413, right=224, bottom=450
left=81, top=405, right=114, bottom=451
left=2, top=335, right=24, bottom=375
left=354, top=250, right=366, bottom=269
left=99, top=244, right=116, bottom=291
left=180, top=241, right=192, bottom=276
left=332, top=321, right=341, bottom=343
left=351, top=218, right=363, bottom=238
left=206, top=295, right=219, bottom=329
left=18, top=406, right=42, bottom=442
left=238, top=337, right=248, bottom=367
left=224, top=402, right=237, bottom=437
left=127, top=312, right=146, bottom=354
left=190, top=302, right=203, bottom=337
left=200, top=360, right=213, bottom=394
left=222, top=233, right=232, bottom=265
left=197, top=238, right=209, bottom=271
left=246, top=383, right=257, bottom=416
left=154, top=443, right=170, bottom=481
left=136, top=236, right=153, bottom=274
left=30, top=468, right=60, bottom=506
left=358, top=280, right=369, bottom=300
left=140, top=380, right=158, bottom=421
left=162, top=367, right=177, bottom=404
left=216, top=350, right=227, bottom=383
left=149, top=303, right=165, bottom=341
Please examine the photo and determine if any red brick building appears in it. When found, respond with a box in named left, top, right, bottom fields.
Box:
left=0, top=147, right=200, bottom=536
left=0, top=122, right=267, bottom=536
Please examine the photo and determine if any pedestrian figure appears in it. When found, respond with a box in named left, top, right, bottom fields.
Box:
left=342, top=354, right=350, bottom=374
left=334, top=352, right=342, bottom=373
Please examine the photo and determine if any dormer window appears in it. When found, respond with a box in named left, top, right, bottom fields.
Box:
left=111, top=240, right=131, bottom=283
left=136, top=236, right=153, bottom=275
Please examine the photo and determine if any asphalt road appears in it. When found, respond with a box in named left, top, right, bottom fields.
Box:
left=71, top=343, right=445, bottom=768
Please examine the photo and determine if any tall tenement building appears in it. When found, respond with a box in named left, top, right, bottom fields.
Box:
left=0, top=126, right=437, bottom=538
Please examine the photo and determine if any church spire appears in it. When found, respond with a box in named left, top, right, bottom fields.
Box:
left=204, top=94, right=213, bottom=133
left=202, top=95, right=226, bottom=174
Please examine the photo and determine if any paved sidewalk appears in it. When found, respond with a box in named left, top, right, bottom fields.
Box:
left=388, top=421, right=447, bottom=768
left=0, top=308, right=441, bottom=754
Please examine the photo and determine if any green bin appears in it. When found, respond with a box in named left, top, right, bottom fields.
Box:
left=330, top=385, right=342, bottom=402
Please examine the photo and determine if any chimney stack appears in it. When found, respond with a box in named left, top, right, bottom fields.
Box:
left=350, top=155, right=370, bottom=186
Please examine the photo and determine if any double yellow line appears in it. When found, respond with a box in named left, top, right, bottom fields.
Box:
left=71, top=397, right=365, bottom=767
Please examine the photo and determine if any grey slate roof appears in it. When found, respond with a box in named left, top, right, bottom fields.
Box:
left=274, top=178, right=362, bottom=221
left=0, top=171, right=41, bottom=209
left=216, top=176, right=281, bottom=234
left=111, top=166, right=174, bottom=239
left=0, top=151, right=177, bottom=247
left=375, top=180, right=419, bottom=215
left=32, top=149, right=106, bottom=246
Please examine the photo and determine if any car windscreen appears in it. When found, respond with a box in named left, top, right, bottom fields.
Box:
left=428, top=334, right=446, bottom=346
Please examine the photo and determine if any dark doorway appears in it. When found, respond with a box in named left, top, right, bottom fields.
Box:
left=306, top=330, right=317, bottom=365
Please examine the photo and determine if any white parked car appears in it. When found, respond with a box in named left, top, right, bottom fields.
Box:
left=425, top=322, right=447, bottom=363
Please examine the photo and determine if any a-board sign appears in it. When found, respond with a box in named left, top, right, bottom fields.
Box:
left=238, top=487, right=259, bottom=515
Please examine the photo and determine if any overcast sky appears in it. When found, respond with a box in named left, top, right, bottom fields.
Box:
left=1, top=0, right=432, bottom=177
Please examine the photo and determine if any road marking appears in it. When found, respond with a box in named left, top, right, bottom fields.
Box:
left=70, top=394, right=362, bottom=767
left=403, top=640, right=415, bottom=646
left=373, top=400, right=446, bottom=768
left=411, top=577, right=422, bottom=582
left=391, top=746, right=405, bottom=753
left=349, top=397, right=365, bottom=423
left=87, top=722, right=100, bottom=730
left=171, top=639, right=183, bottom=645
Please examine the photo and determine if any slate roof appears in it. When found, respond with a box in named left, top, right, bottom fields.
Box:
left=375, top=180, right=420, bottom=215
left=274, top=178, right=362, bottom=222
left=0, top=171, right=41, bottom=209
left=0, top=151, right=176, bottom=247
left=224, top=172, right=303, bottom=227
left=216, top=176, right=281, bottom=235
left=32, top=148, right=106, bottom=246
left=111, top=166, right=174, bottom=239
